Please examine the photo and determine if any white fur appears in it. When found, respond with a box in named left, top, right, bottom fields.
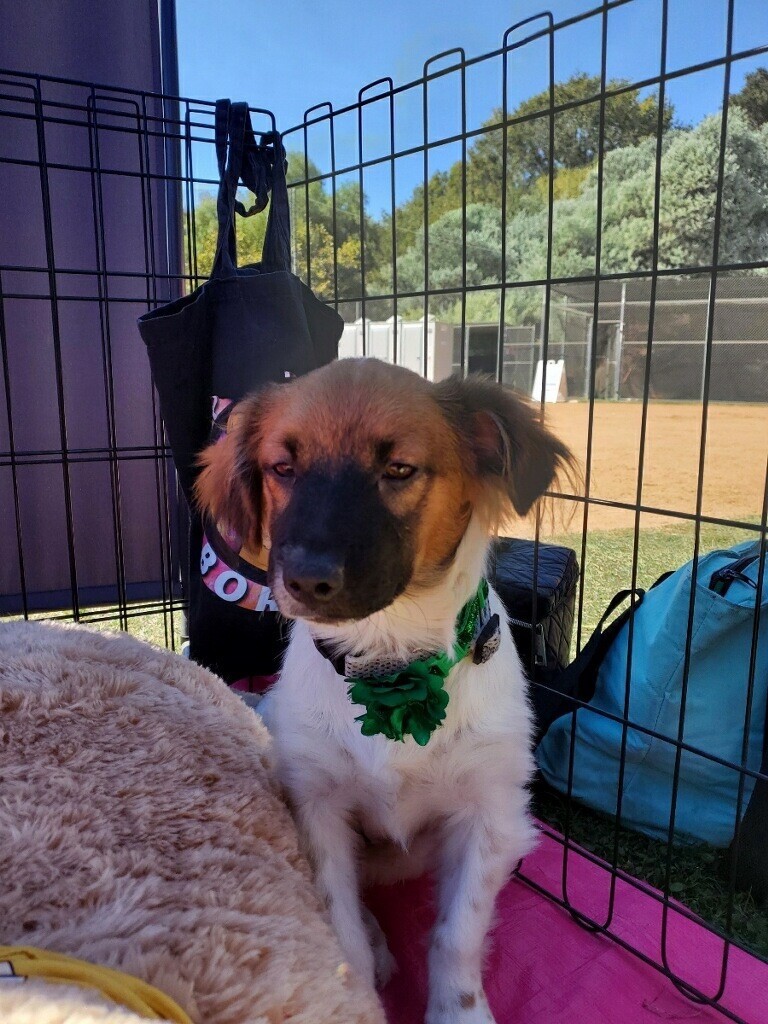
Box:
left=260, top=515, right=537, bottom=1023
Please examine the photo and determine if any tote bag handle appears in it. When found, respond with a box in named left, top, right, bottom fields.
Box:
left=549, top=588, right=646, bottom=720
left=212, top=100, right=291, bottom=278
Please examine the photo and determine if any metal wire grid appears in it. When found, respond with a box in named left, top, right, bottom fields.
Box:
left=280, top=0, right=768, bottom=1018
left=0, top=0, right=764, bottom=1017
left=552, top=281, right=768, bottom=402
left=0, top=78, right=167, bottom=633
left=0, top=75, right=274, bottom=640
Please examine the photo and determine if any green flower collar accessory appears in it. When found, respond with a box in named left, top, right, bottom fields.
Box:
left=314, top=579, right=500, bottom=747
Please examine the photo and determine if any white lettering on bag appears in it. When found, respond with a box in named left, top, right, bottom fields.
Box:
left=255, top=587, right=279, bottom=612
left=200, top=543, right=217, bottom=574
left=213, top=570, right=248, bottom=603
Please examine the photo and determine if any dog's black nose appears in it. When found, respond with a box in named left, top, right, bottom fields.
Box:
left=281, top=546, right=344, bottom=603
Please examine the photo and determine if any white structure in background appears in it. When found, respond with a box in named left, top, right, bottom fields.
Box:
left=339, top=316, right=454, bottom=382
left=532, top=358, right=568, bottom=403
left=339, top=319, right=364, bottom=360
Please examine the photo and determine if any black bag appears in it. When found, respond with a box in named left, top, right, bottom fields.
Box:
left=488, top=538, right=579, bottom=743
left=138, top=100, right=342, bottom=683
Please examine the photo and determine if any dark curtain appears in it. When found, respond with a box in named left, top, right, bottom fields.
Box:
left=0, top=0, right=183, bottom=612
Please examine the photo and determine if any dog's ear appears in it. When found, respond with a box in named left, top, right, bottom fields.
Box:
left=433, top=375, right=576, bottom=519
left=194, top=402, right=263, bottom=547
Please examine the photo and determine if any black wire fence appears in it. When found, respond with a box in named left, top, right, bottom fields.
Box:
left=1, top=0, right=767, bottom=1019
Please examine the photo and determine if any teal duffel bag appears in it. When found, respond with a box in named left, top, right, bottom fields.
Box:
left=537, top=539, right=768, bottom=848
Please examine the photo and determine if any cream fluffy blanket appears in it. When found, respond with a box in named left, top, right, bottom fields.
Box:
left=0, top=621, right=384, bottom=1024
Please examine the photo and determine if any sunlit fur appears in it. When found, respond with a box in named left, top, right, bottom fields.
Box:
left=196, top=358, right=575, bottom=1024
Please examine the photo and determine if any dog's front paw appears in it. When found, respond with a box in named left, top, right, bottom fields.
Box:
left=343, top=940, right=377, bottom=991
left=373, top=937, right=397, bottom=988
left=363, top=906, right=397, bottom=988
left=425, top=989, right=495, bottom=1024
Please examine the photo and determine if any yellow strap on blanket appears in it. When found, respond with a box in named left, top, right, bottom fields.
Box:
left=0, top=946, right=192, bottom=1023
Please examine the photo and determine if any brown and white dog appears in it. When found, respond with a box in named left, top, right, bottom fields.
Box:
left=195, top=357, right=574, bottom=1024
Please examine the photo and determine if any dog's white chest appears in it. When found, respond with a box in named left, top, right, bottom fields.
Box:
left=344, top=738, right=452, bottom=848
left=263, top=598, right=533, bottom=850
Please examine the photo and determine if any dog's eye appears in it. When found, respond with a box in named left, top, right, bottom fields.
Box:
left=383, top=463, right=417, bottom=481
left=272, top=463, right=294, bottom=478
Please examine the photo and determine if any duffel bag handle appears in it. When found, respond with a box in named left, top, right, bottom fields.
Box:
left=554, top=588, right=645, bottom=715
left=577, top=588, right=645, bottom=704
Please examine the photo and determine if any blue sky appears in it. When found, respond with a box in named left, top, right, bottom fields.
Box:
left=177, top=0, right=768, bottom=212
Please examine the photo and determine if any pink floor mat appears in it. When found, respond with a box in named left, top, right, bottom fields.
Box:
left=366, top=827, right=767, bottom=1024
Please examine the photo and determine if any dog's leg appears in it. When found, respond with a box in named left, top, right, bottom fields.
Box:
left=295, top=799, right=378, bottom=989
left=362, top=905, right=398, bottom=987
left=426, top=802, right=535, bottom=1024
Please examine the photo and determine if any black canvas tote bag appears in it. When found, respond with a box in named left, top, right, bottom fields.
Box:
left=138, top=99, right=342, bottom=684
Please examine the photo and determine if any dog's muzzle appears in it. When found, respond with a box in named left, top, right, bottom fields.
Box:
left=280, top=545, right=345, bottom=607
left=268, top=463, right=414, bottom=622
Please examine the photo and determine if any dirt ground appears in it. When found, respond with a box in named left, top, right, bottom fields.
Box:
left=514, top=401, right=768, bottom=536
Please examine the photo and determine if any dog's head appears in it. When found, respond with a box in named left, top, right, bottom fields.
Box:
left=195, top=359, right=574, bottom=624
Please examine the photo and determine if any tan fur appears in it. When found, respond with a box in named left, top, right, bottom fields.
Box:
left=250, top=360, right=471, bottom=577
left=195, top=359, right=573, bottom=589
left=195, top=403, right=264, bottom=548
left=0, top=620, right=385, bottom=1024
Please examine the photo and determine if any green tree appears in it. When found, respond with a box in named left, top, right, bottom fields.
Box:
left=188, top=190, right=271, bottom=279
left=468, top=73, right=673, bottom=203
left=658, top=109, right=768, bottom=268
left=530, top=108, right=768, bottom=277
left=732, top=68, right=768, bottom=130
left=186, top=193, right=218, bottom=280
left=387, top=72, right=674, bottom=260
left=396, top=204, right=502, bottom=314
left=391, top=108, right=768, bottom=324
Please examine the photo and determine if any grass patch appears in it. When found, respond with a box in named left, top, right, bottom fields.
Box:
left=6, top=606, right=185, bottom=652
